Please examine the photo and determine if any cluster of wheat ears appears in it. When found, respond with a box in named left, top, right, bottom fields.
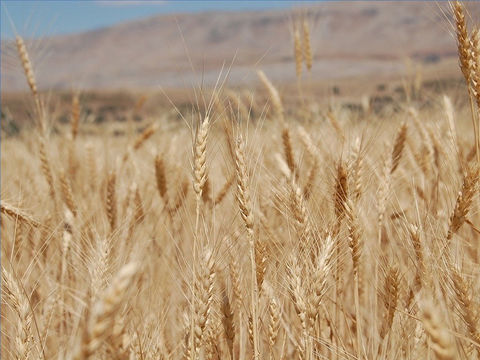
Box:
left=3, top=1, right=480, bottom=359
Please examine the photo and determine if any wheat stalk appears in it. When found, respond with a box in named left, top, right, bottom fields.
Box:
left=59, top=169, right=78, bottom=217
left=1, top=202, right=40, bottom=228
left=293, top=23, right=303, bottom=79
left=234, top=134, right=260, bottom=359
left=391, top=122, right=407, bottom=174
left=71, top=94, right=80, bottom=140
left=155, top=153, right=168, bottom=204
left=2, top=267, right=34, bottom=360
left=106, top=170, right=117, bottom=231
left=446, top=164, right=479, bottom=243
left=420, top=299, right=456, bottom=360
left=15, top=36, right=38, bottom=99
left=71, top=263, right=138, bottom=360
left=450, top=266, right=480, bottom=355
left=302, top=18, right=313, bottom=71
left=257, top=70, right=284, bottom=123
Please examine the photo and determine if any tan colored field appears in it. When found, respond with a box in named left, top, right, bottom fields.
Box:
left=3, top=2, right=480, bottom=360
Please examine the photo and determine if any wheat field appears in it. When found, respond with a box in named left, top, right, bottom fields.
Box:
left=2, top=2, right=480, bottom=359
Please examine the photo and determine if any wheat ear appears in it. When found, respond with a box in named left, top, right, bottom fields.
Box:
left=106, top=170, right=117, bottom=231
left=155, top=153, right=168, bottom=204
left=193, top=117, right=210, bottom=229
left=189, top=249, right=215, bottom=359
left=1, top=202, right=40, bottom=228
left=213, top=173, right=235, bottom=206
left=379, top=265, right=400, bottom=341
left=268, top=296, right=280, bottom=360
left=282, top=125, right=296, bottom=177
left=257, top=70, right=284, bottom=123
left=2, top=267, right=34, bottom=360
left=420, top=299, right=456, bottom=360
left=234, top=134, right=260, bottom=359
left=293, top=23, right=303, bottom=79
left=59, top=169, right=78, bottom=217
left=453, top=1, right=472, bottom=85
left=346, top=199, right=363, bottom=356
left=15, top=36, right=38, bottom=100
left=221, top=290, right=235, bottom=359
left=39, top=136, right=56, bottom=202
left=71, top=263, right=138, bottom=360
left=450, top=266, right=480, bottom=355
left=302, top=18, right=312, bottom=71
left=391, top=122, right=407, bottom=174
left=71, top=94, right=80, bottom=140
left=452, top=0, right=479, bottom=161
left=446, top=164, right=479, bottom=242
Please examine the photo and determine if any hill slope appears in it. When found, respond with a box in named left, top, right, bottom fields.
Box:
left=1, top=2, right=477, bottom=91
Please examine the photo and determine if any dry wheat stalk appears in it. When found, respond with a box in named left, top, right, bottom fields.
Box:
left=193, top=117, right=210, bottom=224
left=391, top=122, right=407, bottom=174
left=453, top=1, right=472, bottom=85
left=346, top=199, right=363, bottom=357
left=446, top=164, right=479, bottom=242
left=406, top=224, right=425, bottom=309
left=327, top=111, right=345, bottom=143
left=59, top=169, right=78, bottom=217
left=288, top=260, right=309, bottom=357
left=71, top=263, right=138, bottom=360
left=303, top=158, right=318, bottom=200
left=346, top=200, right=362, bottom=279
left=106, top=170, right=117, bottom=231
left=168, top=178, right=189, bottom=217
left=297, top=125, right=320, bottom=160
left=234, top=134, right=260, bottom=359
left=1, top=202, right=40, bottom=228
left=122, top=123, right=158, bottom=162
left=61, top=208, right=74, bottom=285
left=134, top=94, right=147, bottom=113
left=221, top=290, right=235, bottom=359
left=350, top=137, right=364, bottom=202
left=155, top=153, right=168, bottom=203
left=226, top=89, right=250, bottom=121
left=202, top=176, right=212, bottom=205
left=254, top=238, right=267, bottom=291
left=334, top=162, right=348, bottom=226
left=39, top=136, right=56, bottom=201
left=443, top=95, right=457, bottom=149
left=189, top=249, right=215, bottom=359
left=282, top=126, right=296, bottom=177
left=15, top=36, right=38, bottom=99
left=268, top=296, right=280, bottom=360
left=257, top=70, right=284, bottom=123
left=377, top=143, right=393, bottom=228
left=302, top=18, right=313, bottom=71
left=420, top=299, right=456, bottom=360
left=2, top=267, right=34, bottom=360
left=289, top=176, right=313, bottom=258
left=133, top=123, right=158, bottom=151
left=379, top=265, right=400, bottom=340
left=453, top=1, right=479, bottom=161
left=133, top=185, right=144, bottom=223
left=213, top=173, right=235, bottom=207
left=85, top=142, right=97, bottom=191
left=293, top=23, right=303, bottom=79
left=71, top=94, right=80, bottom=140
left=307, top=235, right=335, bottom=326
left=450, top=266, right=480, bottom=355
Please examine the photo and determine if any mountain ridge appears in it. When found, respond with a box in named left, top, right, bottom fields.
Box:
left=2, top=1, right=478, bottom=91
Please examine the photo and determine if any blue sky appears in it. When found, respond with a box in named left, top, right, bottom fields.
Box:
left=1, top=1, right=310, bottom=39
